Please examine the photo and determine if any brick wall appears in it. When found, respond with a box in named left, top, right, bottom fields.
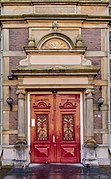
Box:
left=8, top=27, right=28, bottom=144
left=9, top=111, right=18, bottom=130
left=9, top=56, right=25, bottom=74
left=93, top=86, right=102, bottom=105
left=94, top=133, right=102, bottom=144
left=88, top=57, right=101, bottom=80
left=9, top=134, right=18, bottom=145
left=9, top=28, right=29, bottom=51
left=94, top=111, right=102, bottom=129
left=9, top=86, right=18, bottom=105
left=82, top=28, right=101, bottom=51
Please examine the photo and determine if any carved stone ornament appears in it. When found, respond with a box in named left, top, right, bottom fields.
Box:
left=85, top=89, right=95, bottom=99
left=85, top=138, right=98, bottom=148
left=85, top=89, right=94, bottom=99
left=14, top=139, right=27, bottom=149
left=75, top=34, right=84, bottom=48
left=81, top=57, right=92, bottom=66
left=19, top=57, right=29, bottom=66
left=41, top=38, right=70, bottom=49
left=52, top=21, right=59, bottom=32
left=28, top=38, right=36, bottom=48
left=16, top=89, right=26, bottom=99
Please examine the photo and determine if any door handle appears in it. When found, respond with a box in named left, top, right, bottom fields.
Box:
left=53, top=135, right=56, bottom=143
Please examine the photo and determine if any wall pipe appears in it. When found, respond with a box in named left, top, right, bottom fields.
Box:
left=106, top=26, right=111, bottom=153
left=0, top=26, right=3, bottom=147
left=0, top=0, right=4, bottom=149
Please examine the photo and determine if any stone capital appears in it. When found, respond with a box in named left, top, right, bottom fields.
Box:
left=85, top=88, right=94, bottom=95
left=16, top=89, right=26, bottom=99
left=85, top=88, right=94, bottom=99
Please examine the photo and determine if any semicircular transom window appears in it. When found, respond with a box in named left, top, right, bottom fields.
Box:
left=41, top=38, right=71, bottom=50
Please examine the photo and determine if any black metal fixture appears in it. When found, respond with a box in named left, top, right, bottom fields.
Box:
left=52, top=90, right=57, bottom=94
left=97, top=97, right=104, bottom=111
left=7, top=72, right=15, bottom=80
left=6, top=97, right=13, bottom=111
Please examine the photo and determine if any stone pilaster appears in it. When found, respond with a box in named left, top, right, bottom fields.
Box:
left=16, top=89, right=26, bottom=143
left=83, top=88, right=98, bottom=166
left=14, top=89, right=28, bottom=167
left=85, top=88, right=95, bottom=141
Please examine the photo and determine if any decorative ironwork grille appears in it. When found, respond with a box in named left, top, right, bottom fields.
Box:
left=36, top=114, right=48, bottom=141
left=62, top=114, right=74, bottom=141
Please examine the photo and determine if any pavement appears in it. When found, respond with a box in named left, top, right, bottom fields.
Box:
left=3, top=163, right=111, bottom=179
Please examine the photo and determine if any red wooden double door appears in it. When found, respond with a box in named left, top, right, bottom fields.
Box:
left=30, top=93, right=80, bottom=163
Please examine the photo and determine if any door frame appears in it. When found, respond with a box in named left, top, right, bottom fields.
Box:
left=27, top=91, right=84, bottom=163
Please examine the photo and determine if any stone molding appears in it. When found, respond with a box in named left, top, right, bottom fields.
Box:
left=1, top=0, right=109, bottom=4
left=0, top=15, right=110, bottom=22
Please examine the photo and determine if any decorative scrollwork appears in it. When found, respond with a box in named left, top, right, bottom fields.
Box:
left=33, top=99, right=51, bottom=109
left=63, top=114, right=74, bottom=141
left=36, top=114, right=48, bottom=141
left=59, top=100, right=77, bottom=109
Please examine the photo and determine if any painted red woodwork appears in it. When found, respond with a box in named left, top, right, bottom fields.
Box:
left=30, top=93, right=80, bottom=163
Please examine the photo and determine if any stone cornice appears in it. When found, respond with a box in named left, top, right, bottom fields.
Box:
left=1, top=0, right=109, bottom=5
left=12, top=65, right=99, bottom=77
left=24, top=48, right=87, bottom=55
left=0, top=14, right=110, bottom=22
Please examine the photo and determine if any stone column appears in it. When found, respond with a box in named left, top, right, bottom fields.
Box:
left=16, top=89, right=26, bottom=143
left=84, top=88, right=98, bottom=166
left=85, top=88, right=94, bottom=141
left=14, top=89, right=28, bottom=167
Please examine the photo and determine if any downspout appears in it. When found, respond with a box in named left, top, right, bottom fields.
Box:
left=0, top=25, right=3, bottom=155
left=0, top=4, right=3, bottom=161
left=0, top=3, right=4, bottom=164
left=106, top=26, right=111, bottom=153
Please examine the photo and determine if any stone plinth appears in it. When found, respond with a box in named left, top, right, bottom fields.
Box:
left=14, top=141, right=28, bottom=168
left=83, top=142, right=98, bottom=166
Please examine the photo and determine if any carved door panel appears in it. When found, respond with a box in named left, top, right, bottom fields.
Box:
left=30, top=93, right=80, bottom=163
left=30, top=94, right=55, bottom=163
left=56, top=94, right=80, bottom=163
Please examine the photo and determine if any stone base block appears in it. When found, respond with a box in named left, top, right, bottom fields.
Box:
left=2, top=145, right=16, bottom=166
left=82, top=144, right=111, bottom=166
left=96, top=145, right=111, bottom=165
left=1, top=145, right=30, bottom=166
left=83, top=144, right=98, bottom=166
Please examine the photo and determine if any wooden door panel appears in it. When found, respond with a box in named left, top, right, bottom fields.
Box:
left=56, top=94, right=80, bottom=163
left=30, top=94, right=55, bottom=163
left=60, top=145, right=78, bottom=162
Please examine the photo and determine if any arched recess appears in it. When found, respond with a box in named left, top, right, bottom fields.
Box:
left=37, top=33, right=74, bottom=50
